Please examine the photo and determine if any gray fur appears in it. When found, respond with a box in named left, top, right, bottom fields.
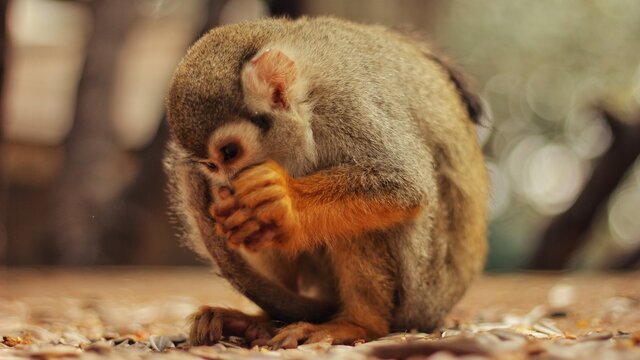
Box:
left=165, top=17, right=488, bottom=333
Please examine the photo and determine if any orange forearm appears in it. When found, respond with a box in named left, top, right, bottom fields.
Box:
left=287, top=170, right=421, bottom=243
left=225, top=160, right=421, bottom=253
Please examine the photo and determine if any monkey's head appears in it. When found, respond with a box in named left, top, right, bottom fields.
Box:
left=166, top=22, right=316, bottom=186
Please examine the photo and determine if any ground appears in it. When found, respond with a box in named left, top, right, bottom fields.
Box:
left=1, top=268, right=639, bottom=359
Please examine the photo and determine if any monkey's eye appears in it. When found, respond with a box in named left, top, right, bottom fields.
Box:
left=220, top=143, right=240, bottom=162
left=204, top=162, right=218, bottom=172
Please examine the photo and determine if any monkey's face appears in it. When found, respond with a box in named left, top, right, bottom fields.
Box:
left=194, top=119, right=267, bottom=187
left=170, top=45, right=317, bottom=187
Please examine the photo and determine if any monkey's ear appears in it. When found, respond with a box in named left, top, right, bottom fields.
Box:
left=241, top=49, right=298, bottom=111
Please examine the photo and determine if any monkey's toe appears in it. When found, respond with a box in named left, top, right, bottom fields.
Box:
left=269, top=322, right=318, bottom=349
left=269, top=321, right=368, bottom=349
left=189, top=306, right=274, bottom=347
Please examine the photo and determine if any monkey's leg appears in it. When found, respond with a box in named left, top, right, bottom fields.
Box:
left=189, top=306, right=274, bottom=346
left=269, top=238, right=396, bottom=348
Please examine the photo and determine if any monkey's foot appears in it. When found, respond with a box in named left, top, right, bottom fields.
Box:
left=212, top=161, right=301, bottom=251
left=269, top=321, right=369, bottom=349
left=189, top=306, right=274, bottom=347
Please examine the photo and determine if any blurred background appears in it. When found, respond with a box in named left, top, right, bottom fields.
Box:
left=1, top=0, right=639, bottom=270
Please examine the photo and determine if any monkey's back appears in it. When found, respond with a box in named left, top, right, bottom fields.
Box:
left=268, top=17, right=489, bottom=331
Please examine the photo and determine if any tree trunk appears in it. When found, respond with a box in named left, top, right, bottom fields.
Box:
left=51, top=0, right=135, bottom=264
left=529, top=107, right=640, bottom=270
left=0, top=0, right=9, bottom=265
left=611, top=245, right=640, bottom=269
left=106, top=0, right=227, bottom=264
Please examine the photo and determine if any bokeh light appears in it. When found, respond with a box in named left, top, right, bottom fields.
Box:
left=609, top=187, right=640, bottom=248
left=437, top=0, right=640, bottom=268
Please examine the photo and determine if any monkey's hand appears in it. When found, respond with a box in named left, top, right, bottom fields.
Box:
left=210, top=160, right=301, bottom=252
left=212, top=160, right=421, bottom=253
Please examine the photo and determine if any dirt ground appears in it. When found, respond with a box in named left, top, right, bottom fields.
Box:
left=1, top=268, right=639, bottom=359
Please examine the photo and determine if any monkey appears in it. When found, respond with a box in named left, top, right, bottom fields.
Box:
left=163, top=16, right=489, bottom=349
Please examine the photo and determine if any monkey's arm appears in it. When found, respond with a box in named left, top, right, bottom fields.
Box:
left=291, top=166, right=421, bottom=239
left=165, top=148, right=337, bottom=323
left=215, top=160, right=422, bottom=253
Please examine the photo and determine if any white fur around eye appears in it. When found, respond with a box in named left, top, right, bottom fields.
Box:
left=207, top=120, right=266, bottom=173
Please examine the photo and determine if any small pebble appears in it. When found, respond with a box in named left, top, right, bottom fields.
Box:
left=82, top=340, right=114, bottom=354
left=149, top=335, right=175, bottom=351
left=549, top=310, right=568, bottom=318
left=579, top=331, right=614, bottom=342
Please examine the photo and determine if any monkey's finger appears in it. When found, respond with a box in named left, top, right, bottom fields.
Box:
left=254, top=199, right=291, bottom=226
left=214, top=223, right=227, bottom=237
left=242, top=233, right=262, bottom=252
left=259, top=228, right=279, bottom=245
left=217, top=186, right=233, bottom=199
left=223, top=208, right=253, bottom=230
left=234, top=168, right=283, bottom=197
left=207, top=203, right=217, bottom=219
left=240, top=185, right=286, bottom=209
left=244, top=228, right=278, bottom=252
left=213, top=196, right=239, bottom=217
left=235, top=162, right=272, bottom=179
left=228, top=220, right=261, bottom=245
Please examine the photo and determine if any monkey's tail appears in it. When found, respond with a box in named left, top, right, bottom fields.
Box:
left=423, top=51, right=484, bottom=125
left=394, top=29, right=484, bottom=125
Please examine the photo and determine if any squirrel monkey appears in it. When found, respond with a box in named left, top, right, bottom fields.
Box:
left=164, top=17, right=489, bottom=348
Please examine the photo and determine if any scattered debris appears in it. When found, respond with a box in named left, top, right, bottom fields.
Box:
left=2, top=333, right=33, bottom=347
left=1, top=272, right=639, bottom=359
left=548, top=283, right=576, bottom=309
left=149, top=335, right=175, bottom=352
